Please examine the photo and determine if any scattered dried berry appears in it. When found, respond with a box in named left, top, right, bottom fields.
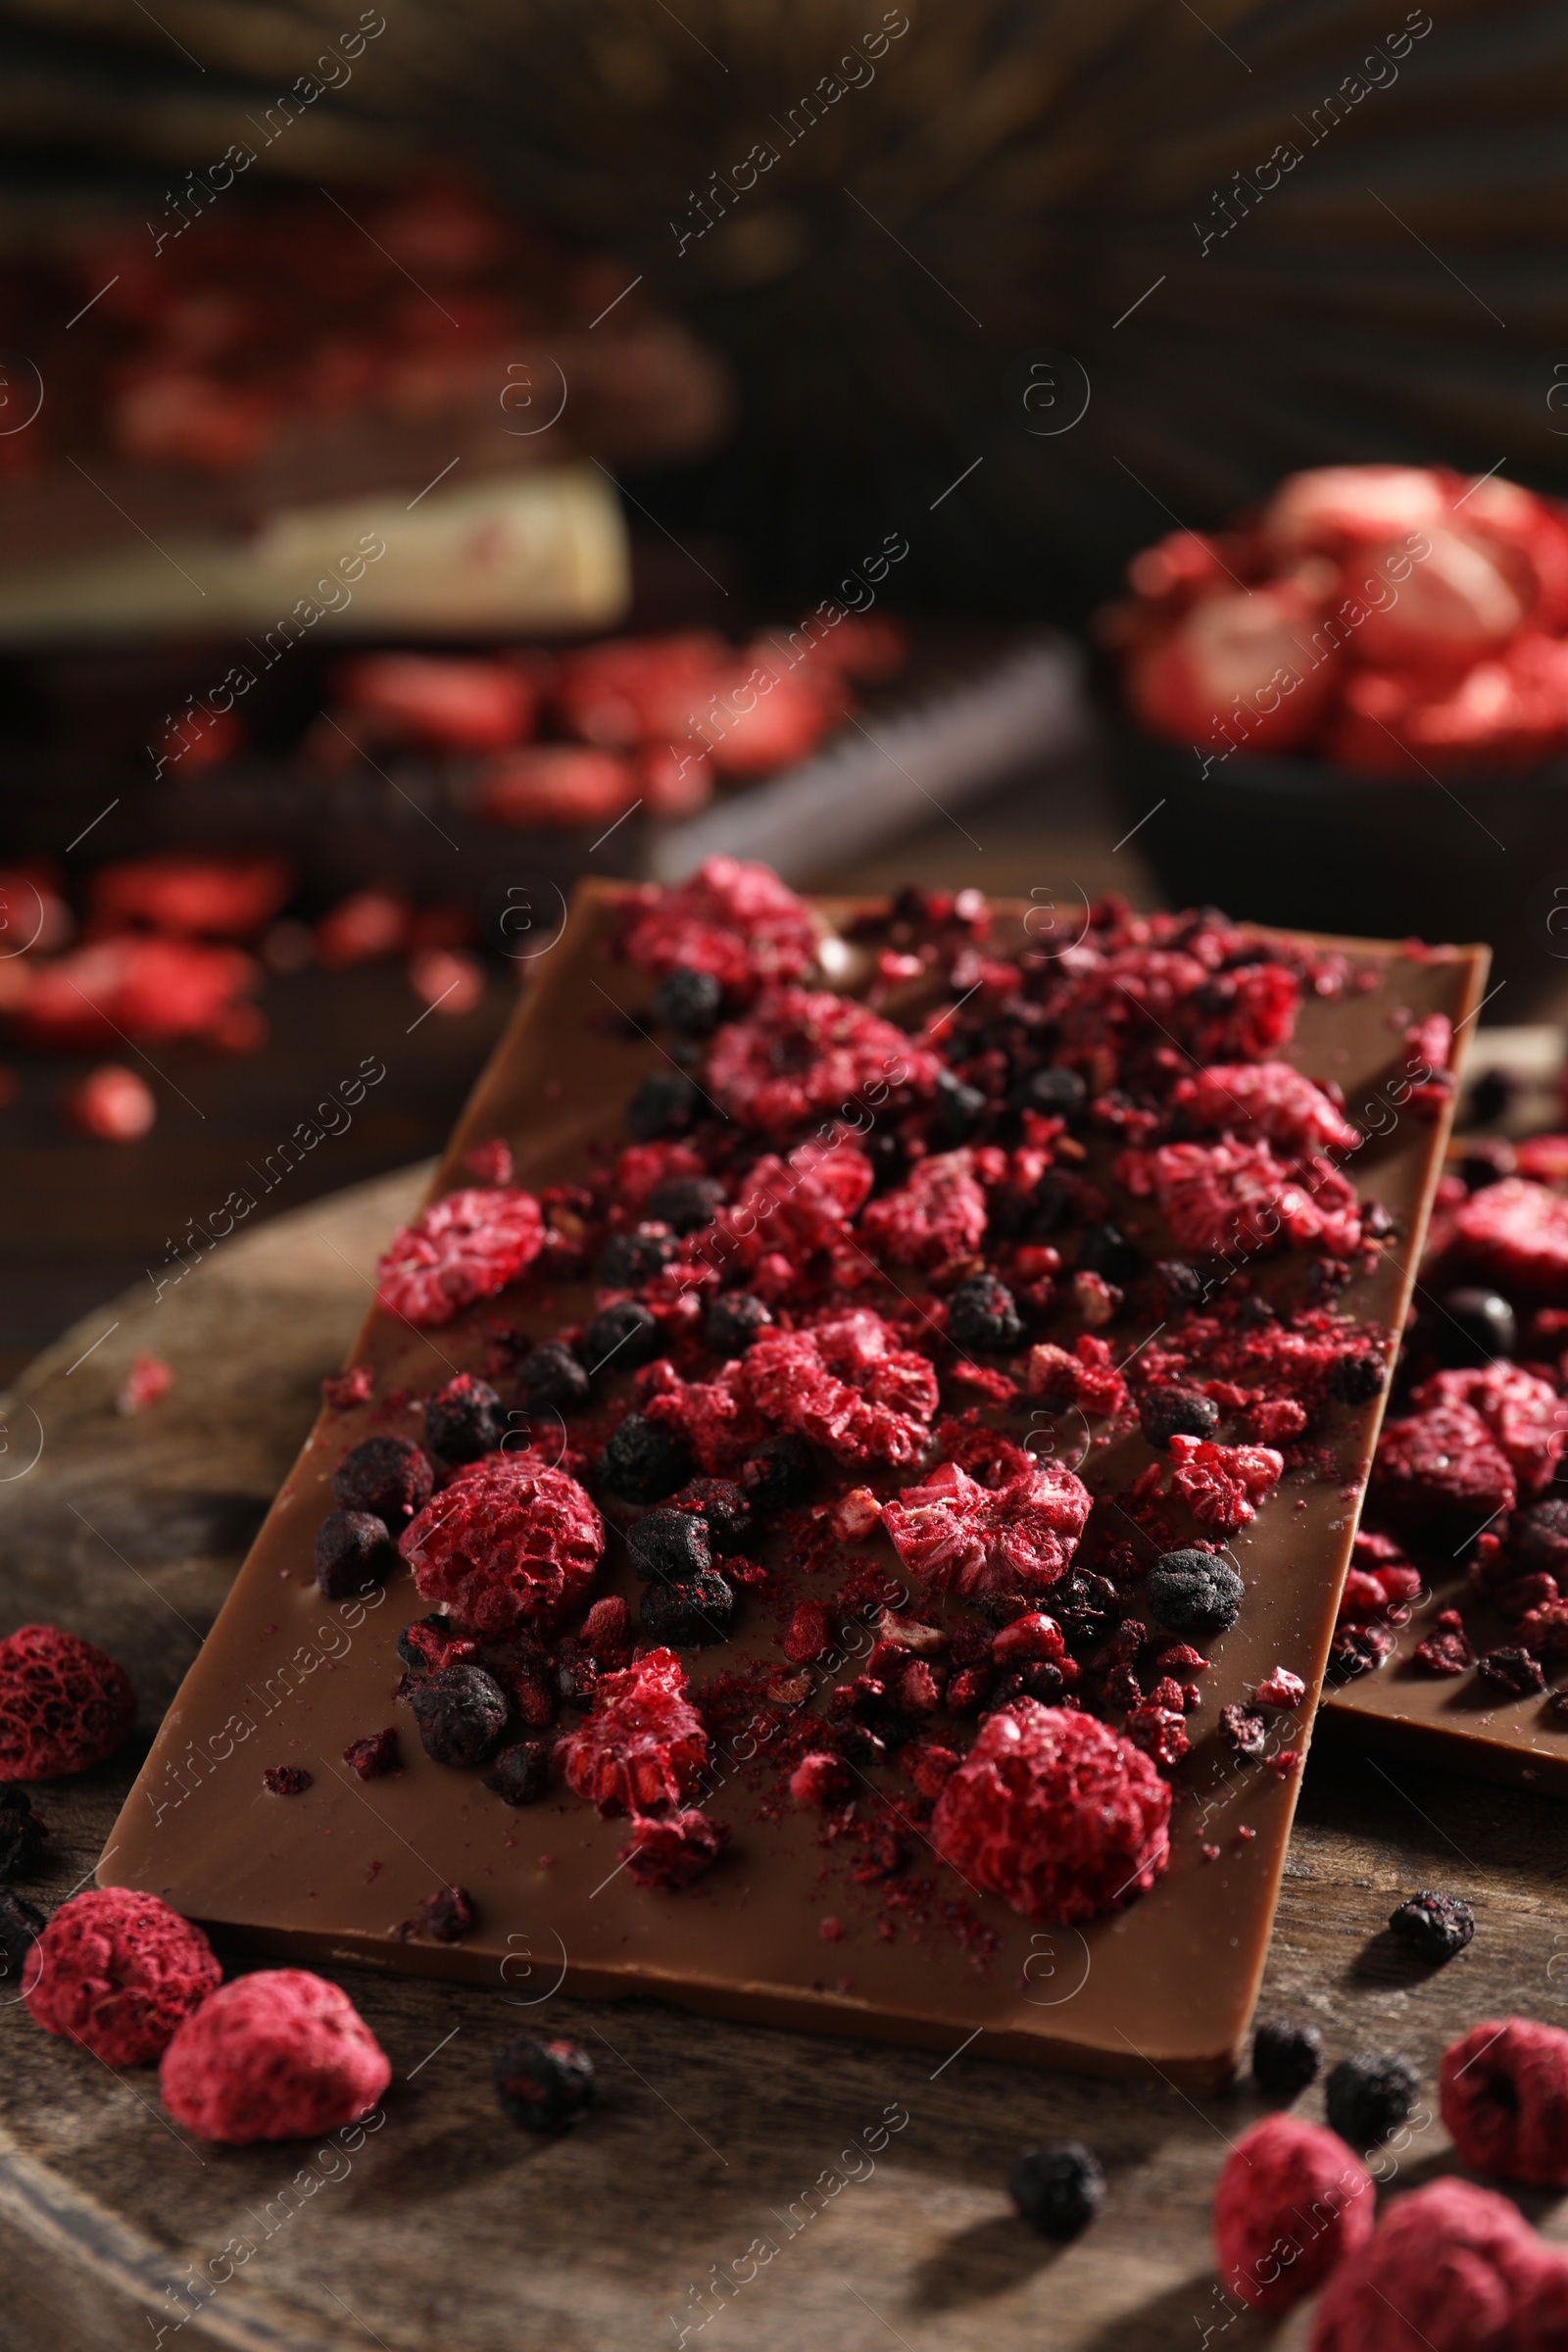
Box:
left=331, top=1435, right=433, bottom=1526
left=483, top=1740, right=551, bottom=1805
left=1389, top=1889, right=1474, bottom=1963
left=558, top=1647, right=708, bottom=1817
left=517, top=1342, right=591, bottom=1413
left=1252, top=2017, right=1324, bottom=2096
left=422, top=1885, right=476, bottom=1941
left=1327, top=1624, right=1396, bottom=1683
left=652, top=965, right=722, bottom=1036
left=708, top=985, right=939, bottom=1134
left=492, top=2034, right=596, bottom=2132
left=24, top=1887, right=220, bottom=2065
left=1327, top=1352, right=1386, bottom=1405
left=705, top=1291, right=773, bottom=1356
left=1432, top=1287, right=1518, bottom=1367
left=623, top=857, right=819, bottom=996
left=1310, top=2176, right=1568, bottom=2352
left=262, top=1766, right=312, bottom=1796
left=620, top=1807, right=730, bottom=1890
left=376, top=1187, right=545, bottom=1327
left=314, top=1508, right=399, bottom=1600
left=670, top=1476, right=754, bottom=1550
left=1167, top=1435, right=1284, bottom=1532
left=1325, top=2050, right=1419, bottom=2150
left=946, top=1273, right=1024, bottom=1353
left=627, top=1509, right=712, bottom=1583
left=1441, top=2017, right=1568, bottom=2187
left=1413, top=1608, right=1476, bottom=1676
left=791, top=1751, right=852, bottom=1807
left=342, top=1728, right=400, bottom=1780
left=624, top=1071, right=699, bottom=1141
left=1138, top=1385, right=1219, bottom=1450
left=741, top=1434, right=815, bottom=1513
left=423, top=1372, right=509, bottom=1464
left=646, top=1174, right=723, bottom=1233
left=160, top=1970, right=390, bottom=2143
left=0, top=1789, right=46, bottom=1882
left=409, top=1663, right=510, bottom=1769
left=584, top=1300, right=661, bottom=1373
left=403, top=1454, right=604, bottom=1634
left=1215, top=2115, right=1373, bottom=2314
left=600, top=1224, right=678, bottom=1287
left=930, top=1701, right=1170, bottom=1925
left=0, top=1623, right=137, bottom=1780
left=884, top=1456, right=1090, bottom=1602
left=0, top=1887, right=43, bottom=1990
left=1145, top=1549, right=1244, bottom=1639
left=1007, top=2140, right=1104, bottom=2239
left=1219, top=1703, right=1268, bottom=1759
left=639, top=1571, right=735, bottom=1647
left=1477, top=1646, right=1546, bottom=1697
left=116, top=1352, right=172, bottom=1413
left=1253, top=1667, right=1305, bottom=1709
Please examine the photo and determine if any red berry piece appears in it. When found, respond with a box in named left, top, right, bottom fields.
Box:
left=402, top=1454, right=603, bottom=1635
left=621, top=855, right=819, bottom=996
left=620, top=1807, right=730, bottom=1890
left=930, top=1701, right=1171, bottom=1925
left=1309, top=2176, right=1567, bottom=2351
left=1414, top=1608, right=1475, bottom=1676
left=1372, top=1402, right=1517, bottom=1536
left=557, top=1647, right=709, bottom=1817
left=743, top=1311, right=939, bottom=1467
left=883, top=1457, right=1091, bottom=1603
left=262, top=1766, right=312, bottom=1795
left=483, top=1740, right=551, bottom=1805
left=1118, top=1139, right=1361, bottom=1258
left=160, top=1970, right=390, bottom=2144
left=1451, top=1176, right=1568, bottom=1294
left=24, top=1887, right=220, bottom=2066
left=860, top=1151, right=989, bottom=1269
left=790, top=1751, right=852, bottom=1808
left=1213, top=2115, right=1374, bottom=2313
left=375, top=1187, right=545, bottom=1327
left=422, top=1885, right=476, bottom=1941
left=708, top=986, right=940, bottom=1134
left=1167, top=1435, right=1283, bottom=1533
left=1441, top=2018, right=1568, bottom=2187
left=1173, top=1061, right=1359, bottom=1155
left=342, top=1728, right=400, bottom=1780
left=0, top=1623, right=136, bottom=1780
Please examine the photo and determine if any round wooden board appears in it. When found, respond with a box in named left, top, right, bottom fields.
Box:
left=2, top=1168, right=1567, bottom=2352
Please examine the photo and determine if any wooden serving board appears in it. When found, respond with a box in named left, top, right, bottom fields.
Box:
left=3, top=1170, right=1568, bottom=2351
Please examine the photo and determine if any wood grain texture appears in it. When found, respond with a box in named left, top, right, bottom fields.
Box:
left=2, top=1167, right=1567, bottom=2352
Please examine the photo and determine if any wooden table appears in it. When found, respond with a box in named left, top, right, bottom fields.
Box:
left=5, top=1175, right=1568, bottom=2351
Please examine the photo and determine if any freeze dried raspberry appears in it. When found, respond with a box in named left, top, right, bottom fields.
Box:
left=1025, top=1336, right=1128, bottom=1418
left=24, top=1888, right=220, bottom=2066
left=1117, top=1140, right=1362, bottom=1258
left=160, top=1970, right=390, bottom=2144
left=1412, top=1362, right=1567, bottom=1495
left=1451, top=1177, right=1568, bottom=1295
left=621, top=857, right=819, bottom=995
left=710, top=1134, right=874, bottom=1272
left=464, top=1137, right=515, bottom=1185
left=1441, top=2018, right=1568, bottom=2187
left=1173, top=1062, right=1360, bottom=1155
left=1309, top=2177, right=1564, bottom=2352
left=335, top=652, right=533, bottom=751
left=1371, top=1403, right=1517, bottom=1535
left=785, top=1601, right=832, bottom=1662
left=860, top=1151, right=988, bottom=1269
left=116, top=1353, right=172, bottom=1414
left=707, top=987, right=940, bottom=1134
left=557, top=1647, right=709, bottom=1817
left=742, top=1310, right=939, bottom=1466
left=0, top=1623, right=136, bottom=1779
left=321, top=1365, right=374, bottom=1411
left=1167, top=1435, right=1283, bottom=1532
left=1213, top=2115, right=1375, bottom=2313
left=582, top=1594, right=631, bottom=1660
left=342, top=1728, right=400, bottom=1780
left=1124, top=1703, right=1189, bottom=1767
left=1414, top=1607, right=1475, bottom=1675
left=376, top=1187, right=545, bottom=1326
left=930, top=1701, right=1170, bottom=1925
left=883, top=1458, right=1090, bottom=1601
left=401, top=1454, right=603, bottom=1636
left=1254, top=1667, right=1305, bottom=1709
left=619, top=1807, right=729, bottom=1890
left=790, top=1751, right=852, bottom=1807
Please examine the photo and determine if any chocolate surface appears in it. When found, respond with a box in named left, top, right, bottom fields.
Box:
left=100, top=886, right=1485, bottom=2085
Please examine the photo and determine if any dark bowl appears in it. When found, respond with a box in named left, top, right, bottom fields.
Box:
left=1112, top=731, right=1568, bottom=1021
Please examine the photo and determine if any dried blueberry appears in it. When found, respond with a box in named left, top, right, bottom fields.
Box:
left=0, top=1791, right=45, bottom=1883
left=1327, top=1351, right=1387, bottom=1405
left=935, top=1068, right=986, bottom=1141
left=599, top=1225, right=677, bottom=1288
left=1010, top=1065, right=1087, bottom=1120
left=1138, top=1385, right=1219, bottom=1450
left=1006, top=2141, right=1104, bottom=2239
left=1325, top=2052, right=1419, bottom=2150
left=483, top=1740, right=551, bottom=1806
left=640, top=1570, right=735, bottom=1646
left=517, top=1341, right=590, bottom=1413
left=330, top=1434, right=433, bottom=1525
left=1389, top=1889, right=1475, bottom=1964
left=1513, top=1497, right=1568, bottom=1576
left=947, top=1272, right=1024, bottom=1352
left=705, top=1290, right=773, bottom=1356
left=1219, top=1702, right=1267, bottom=1759
left=1076, top=1222, right=1141, bottom=1284
left=1477, top=1645, right=1546, bottom=1697
left=599, top=1412, right=690, bottom=1503
left=422, top=1885, right=475, bottom=1942
left=424, top=1372, right=508, bottom=1465
left=1146, top=1548, right=1244, bottom=1639
left=741, top=1433, right=815, bottom=1514
left=1157, top=1257, right=1206, bottom=1307
left=343, top=1728, right=401, bottom=1780
left=1026, top=1171, right=1075, bottom=1238
left=1327, top=1624, right=1395, bottom=1683
left=1433, top=1287, right=1517, bottom=1367
left=1251, top=2017, right=1324, bottom=2096
left=651, top=966, right=721, bottom=1037
left=0, top=1886, right=43, bottom=1988
left=409, top=1662, right=509, bottom=1768
left=671, top=1477, right=755, bottom=1552
left=646, top=1174, right=723, bottom=1233
left=315, top=1509, right=399, bottom=1601
left=493, top=2035, right=596, bottom=2132
left=625, top=1070, right=698, bottom=1140
left=627, top=1507, right=712, bottom=1582
left=584, top=1299, right=661, bottom=1373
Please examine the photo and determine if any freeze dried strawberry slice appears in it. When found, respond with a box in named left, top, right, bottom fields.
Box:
left=882, top=1457, right=1090, bottom=1600
left=1117, top=1140, right=1362, bottom=1258
left=1371, top=1401, right=1517, bottom=1536
left=1412, top=1363, right=1568, bottom=1497
left=859, top=1150, right=989, bottom=1269
left=557, top=1647, right=708, bottom=1817
left=1452, top=1178, right=1568, bottom=1296
left=707, top=987, right=941, bottom=1135
left=1172, top=1062, right=1359, bottom=1155
left=930, top=1701, right=1170, bottom=1925
left=741, top=1310, right=939, bottom=1466
left=401, top=1454, right=603, bottom=1636
left=1167, top=1435, right=1283, bottom=1532
left=621, top=856, right=819, bottom=995
left=376, top=1187, right=545, bottom=1326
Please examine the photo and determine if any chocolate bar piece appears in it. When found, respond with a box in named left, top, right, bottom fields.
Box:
left=101, top=880, right=1484, bottom=2085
